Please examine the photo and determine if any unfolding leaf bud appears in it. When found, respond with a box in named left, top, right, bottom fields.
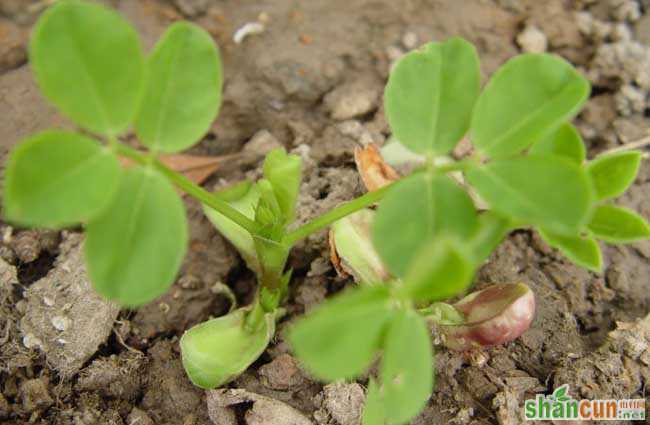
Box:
left=439, top=283, right=535, bottom=350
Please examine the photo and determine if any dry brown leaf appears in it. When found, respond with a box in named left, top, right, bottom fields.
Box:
left=120, top=152, right=237, bottom=190
left=354, top=143, right=399, bottom=192
left=328, top=228, right=349, bottom=278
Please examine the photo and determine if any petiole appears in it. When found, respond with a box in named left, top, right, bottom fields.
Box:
left=283, top=183, right=393, bottom=246
left=112, top=142, right=260, bottom=235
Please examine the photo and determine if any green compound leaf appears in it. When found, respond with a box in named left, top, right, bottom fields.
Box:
left=588, top=205, right=650, bottom=244
left=586, top=151, right=642, bottom=201
left=373, top=173, right=477, bottom=277
left=85, top=167, right=188, bottom=306
left=4, top=131, right=121, bottom=228
left=402, top=239, right=474, bottom=302
left=539, top=229, right=602, bottom=272
left=204, top=181, right=261, bottom=274
left=263, top=148, right=302, bottom=224
left=466, top=155, right=593, bottom=235
left=289, top=286, right=393, bottom=381
left=30, top=0, right=145, bottom=136
left=362, top=380, right=386, bottom=425
left=471, top=54, right=590, bottom=158
left=181, top=308, right=275, bottom=388
left=381, top=309, right=433, bottom=425
left=136, top=21, right=222, bottom=152
left=385, top=37, right=480, bottom=155
left=529, top=123, right=585, bottom=165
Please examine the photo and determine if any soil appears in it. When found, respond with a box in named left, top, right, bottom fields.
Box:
left=0, top=0, right=649, bottom=424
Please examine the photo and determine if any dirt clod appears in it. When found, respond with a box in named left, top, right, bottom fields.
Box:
left=0, top=18, right=27, bottom=73
left=10, top=229, right=40, bottom=263
left=313, top=382, right=365, bottom=425
left=258, top=354, right=307, bottom=391
left=207, top=388, right=313, bottom=425
left=19, top=234, right=120, bottom=377
left=554, top=314, right=650, bottom=400
left=77, top=352, right=145, bottom=401
left=324, top=78, right=381, bottom=121
left=127, top=407, right=155, bottom=425
left=19, top=377, right=53, bottom=413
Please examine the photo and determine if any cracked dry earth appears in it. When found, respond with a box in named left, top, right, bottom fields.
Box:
left=1, top=0, right=649, bottom=424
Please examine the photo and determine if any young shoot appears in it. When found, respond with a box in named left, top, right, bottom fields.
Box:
left=4, top=3, right=650, bottom=425
left=288, top=38, right=650, bottom=424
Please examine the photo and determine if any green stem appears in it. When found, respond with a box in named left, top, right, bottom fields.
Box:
left=283, top=184, right=393, bottom=246
left=113, top=143, right=259, bottom=235
left=244, top=298, right=266, bottom=332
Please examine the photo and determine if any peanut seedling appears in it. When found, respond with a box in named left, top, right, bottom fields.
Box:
left=4, top=2, right=649, bottom=425
left=288, top=39, right=650, bottom=424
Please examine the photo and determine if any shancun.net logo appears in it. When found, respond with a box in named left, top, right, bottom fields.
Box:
left=524, top=384, right=646, bottom=421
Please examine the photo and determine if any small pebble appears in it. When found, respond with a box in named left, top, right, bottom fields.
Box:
left=324, top=81, right=381, bottom=120
left=243, top=129, right=283, bottom=156
left=468, top=350, right=489, bottom=368
left=401, top=31, right=418, bottom=49
left=516, top=25, right=547, bottom=53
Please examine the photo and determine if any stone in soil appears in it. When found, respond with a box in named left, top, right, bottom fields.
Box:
left=258, top=354, right=308, bottom=391
left=323, top=77, right=382, bottom=120
left=19, top=234, right=120, bottom=377
left=207, top=388, right=313, bottom=425
left=516, top=25, right=547, bottom=53
left=0, top=18, right=27, bottom=73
